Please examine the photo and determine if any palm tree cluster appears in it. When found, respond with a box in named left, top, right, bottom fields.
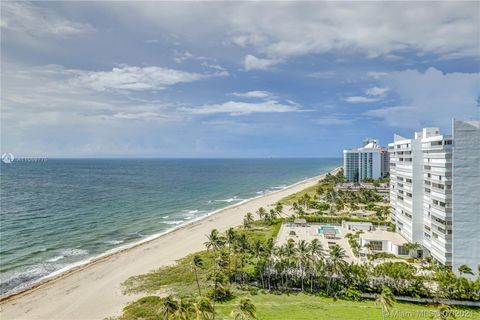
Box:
left=155, top=295, right=257, bottom=320
left=289, top=169, right=388, bottom=218
left=255, top=206, right=281, bottom=225
left=202, top=222, right=480, bottom=302
left=157, top=295, right=214, bottom=320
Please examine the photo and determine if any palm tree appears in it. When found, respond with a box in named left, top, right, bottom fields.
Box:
left=158, top=295, right=179, bottom=320
left=204, top=229, right=225, bottom=319
left=376, top=287, right=395, bottom=320
left=175, top=297, right=193, bottom=320
left=256, top=207, right=267, bottom=220
left=297, top=240, right=310, bottom=291
left=458, top=264, right=473, bottom=276
left=274, top=202, right=283, bottom=217
left=269, top=209, right=277, bottom=221
left=251, top=239, right=264, bottom=281
left=281, top=240, right=297, bottom=288
left=225, top=228, right=236, bottom=273
left=243, top=213, right=254, bottom=229
left=231, top=298, right=257, bottom=320
left=190, top=254, right=204, bottom=295
left=327, top=244, right=347, bottom=295
left=204, top=229, right=224, bottom=252
left=192, top=297, right=215, bottom=320
left=291, top=202, right=300, bottom=215
left=308, top=239, right=324, bottom=291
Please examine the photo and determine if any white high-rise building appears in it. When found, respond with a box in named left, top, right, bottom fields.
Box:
left=389, top=120, right=479, bottom=271
left=422, top=129, right=453, bottom=266
left=343, top=139, right=389, bottom=182
left=389, top=132, right=425, bottom=245
left=451, top=120, right=480, bottom=273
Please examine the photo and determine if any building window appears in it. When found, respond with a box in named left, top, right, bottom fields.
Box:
left=368, top=241, right=383, bottom=251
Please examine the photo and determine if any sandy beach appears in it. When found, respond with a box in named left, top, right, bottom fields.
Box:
left=0, top=168, right=338, bottom=320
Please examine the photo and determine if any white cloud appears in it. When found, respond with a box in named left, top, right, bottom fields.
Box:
left=244, top=55, right=282, bottom=71
left=173, top=51, right=195, bottom=63
left=181, top=100, right=303, bottom=116
left=91, top=2, right=478, bottom=70
left=366, top=68, right=480, bottom=129
left=343, top=96, right=381, bottom=103
left=232, top=91, right=273, bottom=99
left=314, top=116, right=355, bottom=125
left=1, top=2, right=93, bottom=37
left=103, top=112, right=170, bottom=121
left=228, top=2, right=479, bottom=61
left=366, top=87, right=389, bottom=97
left=343, top=86, right=389, bottom=103
left=72, top=65, right=225, bottom=91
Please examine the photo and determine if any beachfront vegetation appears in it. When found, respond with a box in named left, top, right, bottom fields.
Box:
left=116, top=208, right=480, bottom=320
left=281, top=169, right=392, bottom=230
left=113, top=293, right=479, bottom=320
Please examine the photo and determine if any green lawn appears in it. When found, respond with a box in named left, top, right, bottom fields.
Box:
left=215, top=293, right=479, bottom=320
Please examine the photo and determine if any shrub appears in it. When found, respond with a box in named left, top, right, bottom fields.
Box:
left=343, top=287, right=362, bottom=301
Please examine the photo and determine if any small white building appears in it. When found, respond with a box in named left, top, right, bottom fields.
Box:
left=359, top=230, right=409, bottom=256
left=342, top=221, right=373, bottom=232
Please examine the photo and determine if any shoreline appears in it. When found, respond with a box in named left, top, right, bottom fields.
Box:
left=0, top=167, right=340, bottom=319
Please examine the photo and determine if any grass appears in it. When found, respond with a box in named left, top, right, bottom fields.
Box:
left=117, top=293, right=480, bottom=320
left=215, top=293, right=479, bottom=320
left=122, top=250, right=211, bottom=296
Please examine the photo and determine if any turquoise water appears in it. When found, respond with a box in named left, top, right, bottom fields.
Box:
left=318, top=225, right=340, bottom=235
left=0, top=158, right=340, bottom=295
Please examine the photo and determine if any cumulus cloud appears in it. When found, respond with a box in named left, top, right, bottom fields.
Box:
left=232, top=91, right=273, bottom=99
left=72, top=65, right=226, bottom=91
left=366, top=68, right=480, bottom=129
left=343, top=86, right=389, bottom=103
left=1, top=1, right=93, bottom=37
left=181, top=100, right=304, bottom=116
left=244, top=55, right=282, bottom=71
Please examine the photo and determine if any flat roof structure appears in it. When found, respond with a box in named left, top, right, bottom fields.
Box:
left=360, top=230, right=408, bottom=246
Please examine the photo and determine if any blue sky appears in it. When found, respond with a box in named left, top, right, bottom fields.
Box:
left=1, top=1, right=479, bottom=158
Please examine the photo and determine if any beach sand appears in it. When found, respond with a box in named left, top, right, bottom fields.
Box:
left=0, top=169, right=338, bottom=320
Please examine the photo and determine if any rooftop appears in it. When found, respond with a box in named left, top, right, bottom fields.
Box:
left=360, top=230, right=408, bottom=246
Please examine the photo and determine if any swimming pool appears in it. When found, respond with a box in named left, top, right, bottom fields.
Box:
left=318, top=225, right=341, bottom=235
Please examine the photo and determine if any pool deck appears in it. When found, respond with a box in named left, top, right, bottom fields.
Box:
left=275, top=223, right=357, bottom=263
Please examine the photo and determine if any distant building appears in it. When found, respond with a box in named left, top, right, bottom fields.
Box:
left=389, top=120, right=479, bottom=273
left=343, top=139, right=389, bottom=182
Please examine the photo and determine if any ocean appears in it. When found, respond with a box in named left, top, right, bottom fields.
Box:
left=0, top=158, right=340, bottom=295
